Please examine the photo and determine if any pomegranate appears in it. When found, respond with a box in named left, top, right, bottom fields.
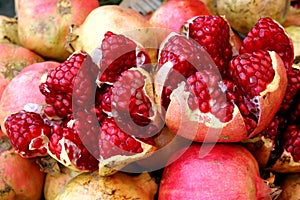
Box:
left=277, top=173, right=300, bottom=200
left=149, top=0, right=212, bottom=33
left=4, top=33, right=162, bottom=174
left=0, top=43, right=44, bottom=98
left=55, top=171, right=158, bottom=200
left=243, top=64, right=300, bottom=171
left=0, top=61, right=59, bottom=130
left=16, top=0, right=99, bottom=61
left=216, top=0, right=290, bottom=34
left=66, top=5, right=154, bottom=58
left=0, top=15, right=19, bottom=45
left=156, top=17, right=289, bottom=143
left=44, top=165, right=81, bottom=200
left=158, top=143, right=271, bottom=199
left=0, top=131, right=45, bottom=200
left=283, top=4, right=300, bottom=27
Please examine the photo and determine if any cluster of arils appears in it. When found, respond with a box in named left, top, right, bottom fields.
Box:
left=2, top=15, right=298, bottom=177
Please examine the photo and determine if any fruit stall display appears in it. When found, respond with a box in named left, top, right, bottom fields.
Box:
left=0, top=0, right=299, bottom=199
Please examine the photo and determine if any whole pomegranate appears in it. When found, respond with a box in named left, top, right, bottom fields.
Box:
left=149, top=0, right=212, bottom=33
left=44, top=165, right=81, bottom=200
left=0, top=61, right=59, bottom=130
left=55, top=171, right=158, bottom=200
left=216, top=0, right=291, bottom=34
left=15, top=0, right=99, bottom=61
left=0, top=131, right=45, bottom=200
left=0, top=43, right=44, bottom=98
left=158, top=143, right=271, bottom=199
left=66, top=5, right=154, bottom=58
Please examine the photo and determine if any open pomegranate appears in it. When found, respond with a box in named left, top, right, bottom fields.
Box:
left=156, top=16, right=289, bottom=143
left=3, top=31, right=164, bottom=175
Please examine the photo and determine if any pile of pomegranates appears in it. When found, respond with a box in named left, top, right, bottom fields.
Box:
left=0, top=0, right=300, bottom=199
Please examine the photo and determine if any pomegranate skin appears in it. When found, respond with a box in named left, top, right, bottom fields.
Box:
left=149, top=0, right=212, bottom=33
left=0, top=134, right=45, bottom=200
left=158, top=143, right=271, bottom=200
left=16, top=0, right=99, bottom=61
left=0, top=61, right=59, bottom=130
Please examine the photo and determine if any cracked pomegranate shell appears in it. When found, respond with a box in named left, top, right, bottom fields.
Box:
left=156, top=31, right=287, bottom=143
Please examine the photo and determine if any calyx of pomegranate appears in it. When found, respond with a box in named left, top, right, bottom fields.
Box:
left=156, top=32, right=288, bottom=142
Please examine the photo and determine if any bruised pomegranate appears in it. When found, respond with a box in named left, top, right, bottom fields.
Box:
left=216, top=0, right=290, bottom=34
left=0, top=132, right=45, bottom=200
left=0, top=61, right=59, bottom=129
left=0, top=15, right=19, bottom=45
left=157, top=17, right=289, bottom=143
left=149, top=0, right=212, bottom=33
left=16, top=0, right=99, bottom=61
left=158, top=143, right=271, bottom=199
left=55, top=171, right=158, bottom=200
left=0, top=43, right=44, bottom=98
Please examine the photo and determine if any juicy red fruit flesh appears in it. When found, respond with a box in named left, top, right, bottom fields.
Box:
left=229, top=50, right=275, bottom=99
left=239, top=17, right=294, bottom=71
left=187, top=15, right=233, bottom=73
left=284, top=125, right=300, bottom=162
left=4, top=110, right=51, bottom=157
left=98, top=31, right=151, bottom=84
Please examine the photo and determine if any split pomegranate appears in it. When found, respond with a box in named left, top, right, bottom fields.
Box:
left=4, top=110, right=51, bottom=158
left=0, top=43, right=44, bottom=98
left=158, top=143, right=271, bottom=199
left=0, top=61, right=59, bottom=129
left=243, top=64, right=300, bottom=172
left=149, top=0, right=212, bottom=33
left=16, top=0, right=99, bottom=61
left=157, top=17, right=289, bottom=143
left=0, top=132, right=45, bottom=200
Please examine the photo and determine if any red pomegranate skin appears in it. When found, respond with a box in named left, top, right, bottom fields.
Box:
left=0, top=132, right=45, bottom=200
left=149, top=0, right=212, bottom=33
left=0, top=61, right=59, bottom=130
left=0, top=43, right=44, bottom=98
left=158, top=143, right=271, bottom=200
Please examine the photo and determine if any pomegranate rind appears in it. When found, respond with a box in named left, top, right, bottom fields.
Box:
left=248, top=51, right=288, bottom=138
left=55, top=171, right=158, bottom=200
left=165, top=82, right=247, bottom=142
left=99, top=140, right=157, bottom=176
left=267, top=150, right=300, bottom=173
left=242, top=136, right=274, bottom=168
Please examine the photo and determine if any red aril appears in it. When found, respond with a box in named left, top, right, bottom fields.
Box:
left=158, top=143, right=271, bottom=199
left=0, top=43, right=44, bottom=98
left=156, top=30, right=287, bottom=142
left=0, top=132, right=45, bottom=200
left=149, top=0, right=212, bottom=33
left=16, top=0, right=99, bottom=61
left=0, top=61, right=59, bottom=130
